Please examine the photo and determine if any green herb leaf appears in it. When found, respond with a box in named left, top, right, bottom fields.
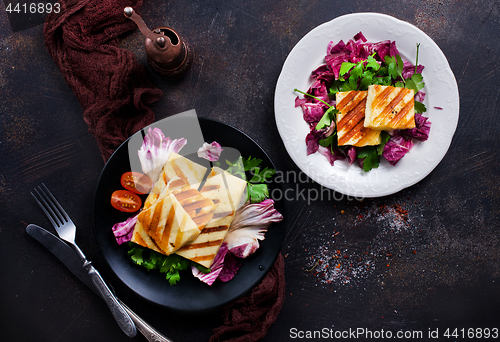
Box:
left=339, top=62, right=357, bottom=77
left=405, top=73, right=425, bottom=92
left=319, top=134, right=336, bottom=147
left=414, top=100, right=427, bottom=113
left=365, top=55, right=380, bottom=71
left=247, top=183, right=269, bottom=203
left=315, top=106, right=338, bottom=130
left=224, top=156, right=277, bottom=203
left=127, top=244, right=193, bottom=284
left=377, top=131, right=391, bottom=155
left=193, top=263, right=211, bottom=274
left=349, top=63, right=364, bottom=80
left=357, top=146, right=380, bottom=172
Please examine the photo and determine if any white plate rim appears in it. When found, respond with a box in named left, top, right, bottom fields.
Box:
left=274, top=12, right=460, bottom=198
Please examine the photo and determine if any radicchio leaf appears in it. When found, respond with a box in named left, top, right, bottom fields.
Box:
left=218, top=252, right=242, bottom=282
left=382, top=134, right=415, bottom=166
left=225, top=199, right=283, bottom=259
left=192, top=243, right=229, bottom=286
left=137, top=127, right=187, bottom=183
left=317, top=146, right=345, bottom=166
left=111, top=215, right=138, bottom=245
left=306, top=129, right=322, bottom=155
left=197, top=141, right=223, bottom=161
left=404, top=113, right=431, bottom=141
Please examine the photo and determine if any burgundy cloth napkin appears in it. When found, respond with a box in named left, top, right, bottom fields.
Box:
left=43, top=0, right=285, bottom=341
left=44, top=0, right=162, bottom=161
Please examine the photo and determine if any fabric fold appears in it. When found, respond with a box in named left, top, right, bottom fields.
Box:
left=43, top=0, right=162, bottom=161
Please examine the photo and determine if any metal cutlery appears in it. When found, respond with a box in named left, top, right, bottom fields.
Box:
left=26, top=223, right=172, bottom=342
left=31, top=184, right=137, bottom=338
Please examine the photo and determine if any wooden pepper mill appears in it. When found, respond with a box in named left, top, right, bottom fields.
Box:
left=124, top=7, right=193, bottom=79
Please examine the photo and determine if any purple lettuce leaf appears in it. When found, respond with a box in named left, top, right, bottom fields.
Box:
left=317, top=146, right=345, bottom=166
left=403, top=113, right=431, bottom=141
left=218, top=252, right=241, bottom=282
left=112, top=215, right=138, bottom=245
left=382, top=134, right=415, bottom=166
left=192, top=243, right=229, bottom=286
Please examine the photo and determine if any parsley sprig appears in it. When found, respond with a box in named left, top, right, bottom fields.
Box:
left=127, top=242, right=210, bottom=285
left=221, top=156, right=276, bottom=203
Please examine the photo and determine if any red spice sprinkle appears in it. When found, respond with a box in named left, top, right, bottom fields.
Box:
left=344, top=255, right=348, bottom=259
left=412, top=250, right=417, bottom=254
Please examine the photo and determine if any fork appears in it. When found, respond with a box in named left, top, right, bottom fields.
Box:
left=32, top=184, right=137, bottom=338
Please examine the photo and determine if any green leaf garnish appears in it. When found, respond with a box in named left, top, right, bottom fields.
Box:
left=415, top=100, right=427, bottom=113
left=223, top=156, right=277, bottom=203
left=127, top=243, right=193, bottom=285
left=377, top=131, right=391, bottom=155
left=357, top=146, right=380, bottom=172
left=315, top=106, right=338, bottom=130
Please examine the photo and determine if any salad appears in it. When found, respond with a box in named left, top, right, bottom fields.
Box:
left=110, top=127, right=283, bottom=286
left=295, top=32, right=431, bottom=172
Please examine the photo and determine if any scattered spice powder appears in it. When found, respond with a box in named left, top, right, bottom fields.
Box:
left=305, top=202, right=423, bottom=287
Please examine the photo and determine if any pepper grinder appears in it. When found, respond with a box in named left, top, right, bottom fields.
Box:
left=124, top=7, right=193, bottom=79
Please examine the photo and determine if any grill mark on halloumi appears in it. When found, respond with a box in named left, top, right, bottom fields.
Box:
left=171, top=187, right=216, bottom=230
left=375, top=87, right=407, bottom=125
left=336, top=91, right=381, bottom=147
left=200, top=225, right=230, bottom=234
left=171, top=162, right=189, bottom=186
left=338, top=98, right=366, bottom=145
left=148, top=198, right=164, bottom=239
left=177, top=239, right=223, bottom=251
left=336, top=90, right=360, bottom=110
left=158, top=202, right=175, bottom=250
left=388, top=99, right=414, bottom=127
left=365, top=85, right=415, bottom=130
left=200, top=184, right=220, bottom=192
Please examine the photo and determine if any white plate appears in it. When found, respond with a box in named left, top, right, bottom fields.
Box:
left=274, top=12, right=459, bottom=198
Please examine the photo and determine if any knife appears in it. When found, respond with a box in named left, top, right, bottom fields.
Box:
left=26, top=224, right=173, bottom=342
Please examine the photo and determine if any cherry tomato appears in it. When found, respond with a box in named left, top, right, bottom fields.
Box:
left=111, top=190, right=142, bottom=213
left=120, top=171, right=152, bottom=194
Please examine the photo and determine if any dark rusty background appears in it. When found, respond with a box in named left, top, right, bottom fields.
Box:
left=1, top=0, right=500, bottom=341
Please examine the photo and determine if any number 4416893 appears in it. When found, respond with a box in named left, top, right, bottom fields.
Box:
left=444, top=328, right=499, bottom=339
left=5, top=3, right=61, bottom=14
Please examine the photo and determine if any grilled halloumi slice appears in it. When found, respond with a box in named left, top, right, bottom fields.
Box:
left=170, top=186, right=216, bottom=231
left=335, top=90, right=382, bottom=146
left=364, top=85, right=415, bottom=130
left=143, top=152, right=207, bottom=210
left=131, top=193, right=201, bottom=255
left=175, top=167, right=247, bottom=268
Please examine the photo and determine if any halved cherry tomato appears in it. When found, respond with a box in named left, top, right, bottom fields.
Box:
left=120, top=171, right=152, bottom=195
left=111, top=190, right=142, bottom=213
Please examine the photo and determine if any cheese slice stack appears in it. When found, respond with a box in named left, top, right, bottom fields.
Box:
left=143, top=152, right=208, bottom=210
left=131, top=193, right=202, bottom=255
left=335, top=90, right=382, bottom=146
left=131, top=152, right=213, bottom=255
left=364, top=85, right=415, bottom=130
left=176, top=167, right=247, bottom=268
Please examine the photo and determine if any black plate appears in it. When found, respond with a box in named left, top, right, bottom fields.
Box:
left=93, top=114, right=286, bottom=312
